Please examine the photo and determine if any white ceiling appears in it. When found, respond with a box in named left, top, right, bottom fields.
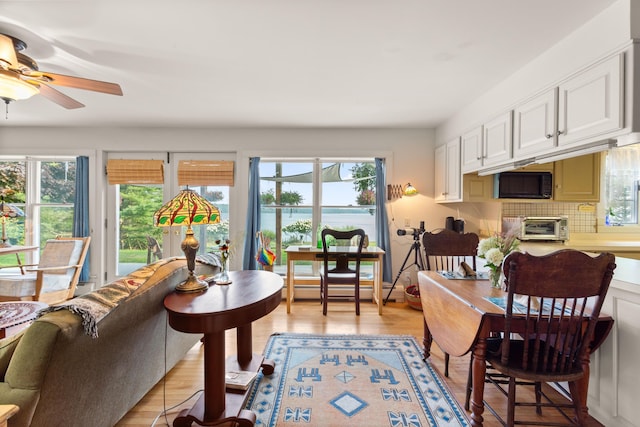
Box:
left=0, top=0, right=619, bottom=128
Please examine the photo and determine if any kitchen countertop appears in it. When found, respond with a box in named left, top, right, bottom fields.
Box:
left=519, top=241, right=640, bottom=289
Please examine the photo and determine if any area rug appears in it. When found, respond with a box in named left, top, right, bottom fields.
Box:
left=244, top=333, right=470, bottom=427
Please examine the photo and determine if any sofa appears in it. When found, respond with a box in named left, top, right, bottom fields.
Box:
left=0, top=256, right=220, bottom=427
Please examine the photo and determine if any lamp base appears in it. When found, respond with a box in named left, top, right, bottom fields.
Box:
left=175, top=272, right=209, bottom=293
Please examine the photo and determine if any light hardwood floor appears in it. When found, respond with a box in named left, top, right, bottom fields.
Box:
left=116, top=300, right=604, bottom=427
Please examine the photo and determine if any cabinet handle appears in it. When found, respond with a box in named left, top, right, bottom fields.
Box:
left=545, top=134, right=553, bottom=139
left=476, top=156, right=482, bottom=160
left=557, top=130, right=564, bottom=135
left=442, top=192, right=448, bottom=196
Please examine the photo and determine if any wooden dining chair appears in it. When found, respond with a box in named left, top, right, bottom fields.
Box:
left=319, top=228, right=365, bottom=316
left=482, top=250, right=616, bottom=426
left=422, top=228, right=479, bottom=377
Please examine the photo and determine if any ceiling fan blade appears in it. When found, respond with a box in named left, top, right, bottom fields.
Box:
left=37, top=71, right=123, bottom=96
left=38, top=84, right=85, bottom=109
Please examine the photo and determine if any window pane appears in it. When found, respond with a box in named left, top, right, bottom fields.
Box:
left=605, top=147, right=640, bottom=224
left=117, top=184, right=164, bottom=275
left=41, top=161, right=76, bottom=204
left=38, top=206, right=74, bottom=245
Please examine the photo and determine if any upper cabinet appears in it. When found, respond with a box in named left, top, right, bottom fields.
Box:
left=461, top=112, right=513, bottom=174
left=461, top=126, right=483, bottom=173
left=483, top=111, right=513, bottom=167
left=557, top=54, right=623, bottom=148
left=513, top=54, right=623, bottom=162
left=435, top=138, right=462, bottom=203
left=513, top=89, right=557, bottom=159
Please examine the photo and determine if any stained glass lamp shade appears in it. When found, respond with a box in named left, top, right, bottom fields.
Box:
left=0, top=201, right=24, bottom=248
left=153, top=189, right=220, bottom=293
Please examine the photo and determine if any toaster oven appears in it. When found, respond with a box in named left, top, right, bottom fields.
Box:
left=502, top=216, right=569, bottom=241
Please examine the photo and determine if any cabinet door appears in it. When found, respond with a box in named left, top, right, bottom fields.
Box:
left=435, top=138, right=461, bottom=203
left=514, top=89, right=557, bottom=159
left=461, top=126, right=483, bottom=173
left=483, top=111, right=513, bottom=167
left=553, top=153, right=601, bottom=201
left=445, top=139, right=461, bottom=201
left=558, top=54, right=623, bottom=147
left=463, top=173, right=494, bottom=202
left=434, top=144, right=447, bottom=202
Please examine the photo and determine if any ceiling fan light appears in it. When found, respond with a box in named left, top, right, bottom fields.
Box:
left=0, top=70, right=39, bottom=101
left=0, top=34, right=18, bottom=68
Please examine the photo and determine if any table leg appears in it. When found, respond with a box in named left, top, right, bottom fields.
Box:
left=470, top=337, right=487, bottom=427
left=203, top=331, right=226, bottom=421
left=422, top=319, right=432, bottom=360
left=376, top=255, right=383, bottom=315
left=287, top=258, right=293, bottom=314
left=236, top=323, right=252, bottom=366
left=568, top=350, right=592, bottom=425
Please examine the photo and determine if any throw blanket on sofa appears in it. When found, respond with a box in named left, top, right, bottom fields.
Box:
left=37, top=257, right=181, bottom=338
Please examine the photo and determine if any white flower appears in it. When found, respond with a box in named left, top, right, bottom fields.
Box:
left=484, top=247, right=504, bottom=266
left=477, top=237, right=497, bottom=257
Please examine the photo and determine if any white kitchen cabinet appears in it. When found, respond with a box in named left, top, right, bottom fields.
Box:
left=461, top=112, right=513, bottom=174
left=435, top=138, right=461, bottom=202
left=558, top=54, right=623, bottom=148
left=483, top=111, right=513, bottom=167
left=588, top=264, right=640, bottom=427
left=513, top=89, right=558, bottom=159
left=461, top=126, right=483, bottom=173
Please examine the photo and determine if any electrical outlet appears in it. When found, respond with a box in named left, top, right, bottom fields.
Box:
left=404, top=218, right=411, bottom=227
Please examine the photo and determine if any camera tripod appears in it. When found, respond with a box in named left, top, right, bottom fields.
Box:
left=383, top=232, right=424, bottom=305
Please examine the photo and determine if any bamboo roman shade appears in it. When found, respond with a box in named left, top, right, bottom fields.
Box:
left=177, top=160, right=235, bottom=186
left=107, top=159, right=165, bottom=184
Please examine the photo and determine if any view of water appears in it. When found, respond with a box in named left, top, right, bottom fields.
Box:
left=260, top=207, right=376, bottom=242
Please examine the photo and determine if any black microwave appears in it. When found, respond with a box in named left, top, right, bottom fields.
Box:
left=494, top=171, right=553, bottom=199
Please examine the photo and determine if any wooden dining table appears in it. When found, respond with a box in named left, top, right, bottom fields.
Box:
left=418, top=270, right=614, bottom=427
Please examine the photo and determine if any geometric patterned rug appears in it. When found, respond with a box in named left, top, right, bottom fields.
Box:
left=243, top=333, right=470, bottom=427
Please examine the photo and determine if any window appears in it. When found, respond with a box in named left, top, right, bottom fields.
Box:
left=259, top=159, right=376, bottom=272
left=0, top=157, right=76, bottom=263
left=604, top=146, right=640, bottom=225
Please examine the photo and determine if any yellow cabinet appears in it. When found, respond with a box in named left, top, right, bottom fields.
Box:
left=553, top=153, right=601, bottom=201
left=463, top=173, right=494, bottom=202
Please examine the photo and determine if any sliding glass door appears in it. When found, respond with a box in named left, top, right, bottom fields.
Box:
left=106, top=152, right=234, bottom=281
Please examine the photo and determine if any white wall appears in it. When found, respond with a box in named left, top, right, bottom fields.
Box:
left=0, top=126, right=493, bottom=286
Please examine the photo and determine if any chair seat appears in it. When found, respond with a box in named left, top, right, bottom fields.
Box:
left=487, top=340, right=585, bottom=383
left=0, top=237, right=90, bottom=304
left=0, top=273, right=73, bottom=298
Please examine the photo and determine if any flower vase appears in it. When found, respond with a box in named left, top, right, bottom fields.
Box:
left=488, top=267, right=502, bottom=289
left=217, top=258, right=231, bottom=284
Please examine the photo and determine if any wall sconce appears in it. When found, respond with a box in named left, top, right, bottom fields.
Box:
left=387, top=183, right=418, bottom=200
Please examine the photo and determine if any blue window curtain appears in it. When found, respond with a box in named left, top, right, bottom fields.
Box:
left=375, top=158, right=392, bottom=282
left=242, top=157, right=261, bottom=270
left=73, top=156, right=90, bottom=282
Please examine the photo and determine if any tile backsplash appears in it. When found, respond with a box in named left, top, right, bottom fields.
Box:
left=502, top=202, right=597, bottom=233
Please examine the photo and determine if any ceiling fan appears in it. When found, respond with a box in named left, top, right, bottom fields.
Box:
left=0, top=33, right=123, bottom=109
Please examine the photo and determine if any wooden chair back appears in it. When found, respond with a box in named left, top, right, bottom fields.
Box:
left=422, top=229, right=479, bottom=271
left=320, top=228, right=365, bottom=315
left=499, top=250, right=616, bottom=376
left=34, top=236, right=91, bottom=304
